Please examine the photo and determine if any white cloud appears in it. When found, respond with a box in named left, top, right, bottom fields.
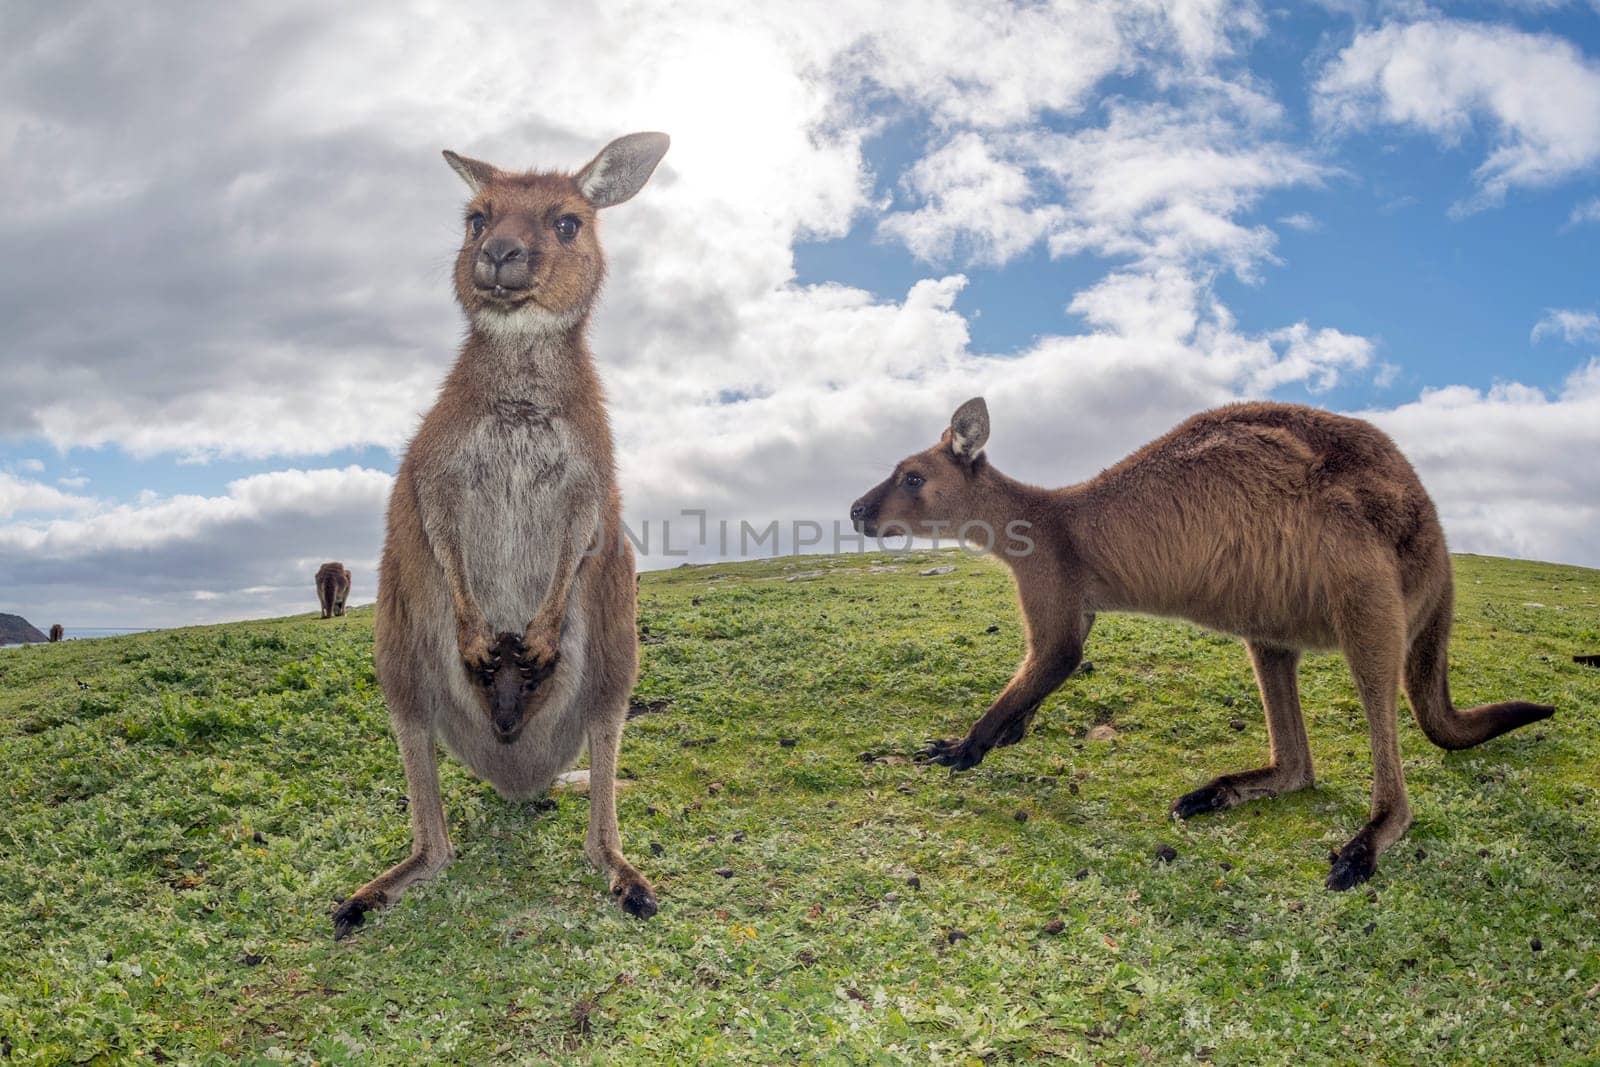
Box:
left=1314, top=18, right=1600, bottom=211
left=0, top=473, right=94, bottom=521
left=1031, top=103, right=1327, bottom=278
left=1568, top=196, right=1600, bottom=226
left=874, top=90, right=1328, bottom=280
left=1531, top=308, right=1600, bottom=344
left=877, top=134, right=1064, bottom=265
left=1278, top=212, right=1319, bottom=231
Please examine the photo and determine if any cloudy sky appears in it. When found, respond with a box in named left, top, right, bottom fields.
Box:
left=2, top=0, right=1599, bottom=629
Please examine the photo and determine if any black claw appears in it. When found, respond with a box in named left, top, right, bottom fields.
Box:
left=1326, top=836, right=1377, bottom=892
left=916, top=738, right=985, bottom=771
left=620, top=883, right=659, bottom=919
left=515, top=649, right=559, bottom=687
left=1171, top=784, right=1231, bottom=821
left=331, top=897, right=372, bottom=940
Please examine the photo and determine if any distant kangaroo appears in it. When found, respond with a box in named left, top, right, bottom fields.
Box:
left=48, top=624, right=63, bottom=643
left=851, top=399, right=1554, bottom=890
left=316, top=562, right=351, bottom=619
left=333, top=132, right=670, bottom=939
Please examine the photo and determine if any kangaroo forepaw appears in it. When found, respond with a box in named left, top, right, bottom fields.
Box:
left=613, top=875, right=658, bottom=919
left=517, top=628, right=561, bottom=683
left=917, top=737, right=986, bottom=771
left=1325, top=835, right=1377, bottom=892
left=458, top=628, right=500, bottom=675
left=331, top=894, right=379, bottom=940
left=1171, top=783, right=1232, bottom=820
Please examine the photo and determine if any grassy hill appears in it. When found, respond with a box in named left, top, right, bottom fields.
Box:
left=2, top=551, right=1598, bottom=1063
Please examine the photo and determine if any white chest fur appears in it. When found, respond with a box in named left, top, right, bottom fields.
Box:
left=447, top=409, right=594, bottom=633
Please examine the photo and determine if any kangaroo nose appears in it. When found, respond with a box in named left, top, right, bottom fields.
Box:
left=475, top=235, right=533, bottom=292
left=481, top=235, right=525, bottom=266
left=850, top=501, right=867, bottom=521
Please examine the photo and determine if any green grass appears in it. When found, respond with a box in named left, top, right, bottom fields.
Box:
left=2, top=551, right=1599, bottom=1064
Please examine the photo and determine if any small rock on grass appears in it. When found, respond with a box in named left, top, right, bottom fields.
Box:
left=1532, top=938, right=1544, bottom=952
left=1229, top=719, right=1246, bottom=732
left=906, top=875, right=921, bottom=890
left=1013, top=809, right=1030, bottom=823
left=1155, top=843, right=1178, bottom=864
left=1042, top=919, right=1066, bottom=935
left=1087, top=724, right=1118, bottom=742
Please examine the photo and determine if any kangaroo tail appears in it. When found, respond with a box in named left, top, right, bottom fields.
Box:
left=1404, top=593, right=1554, bottom=750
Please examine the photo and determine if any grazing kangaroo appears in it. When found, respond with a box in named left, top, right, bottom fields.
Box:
left=316, top=562, right=352, bottom=619
left=48, top=624, right=63, bottom=643
left=332, top=132, right=670, bottom=939
left=850, top=399, right=1554, bottom=890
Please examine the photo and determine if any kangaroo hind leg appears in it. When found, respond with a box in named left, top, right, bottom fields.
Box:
left=1172, top=641, right=1315, bottom=819
left=333, top=718, right=454, bottom=939
left=1325, top=580, right=1412, bottom=892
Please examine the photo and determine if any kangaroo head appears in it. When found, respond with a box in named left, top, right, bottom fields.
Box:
left=473, top=632, right=548, bottom=742
left=442, top=132, right=670, bottom=338
left=851, top=397, right=991, bottom=538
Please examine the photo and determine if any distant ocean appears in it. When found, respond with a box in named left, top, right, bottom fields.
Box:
left=1, top=627, right=155, bottom=650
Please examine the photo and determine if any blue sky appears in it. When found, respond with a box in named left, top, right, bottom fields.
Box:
left=3, top=1, right=1599, bottom=627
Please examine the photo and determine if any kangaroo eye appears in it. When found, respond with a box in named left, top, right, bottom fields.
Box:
left=468, top=212, right=487, bottom=237
left=554, top=215, right=581, bottom=241
left=904, top=473, right=925, bottom=490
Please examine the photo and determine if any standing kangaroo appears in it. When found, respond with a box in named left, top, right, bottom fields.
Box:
left=316, top=562, right=351, bottom=619
left=333, top=132, right=669, bottom=939
left=850, top=399, right=1554, bottom=890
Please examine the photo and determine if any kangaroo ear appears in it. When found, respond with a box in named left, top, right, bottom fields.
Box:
left=442, top=151, right=498, bottom=193
left=949, top=397, right=990, bottom=461
left=576, top=132, right=670, bottom=208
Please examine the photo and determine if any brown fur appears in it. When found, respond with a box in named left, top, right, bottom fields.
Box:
left=333, top=133, right=669, bottom=939
left=47, top=624, right=63, bottom=643
left=851, top=398, right=1554, bottom=890
left=315, top=562, right=352, bottom=619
